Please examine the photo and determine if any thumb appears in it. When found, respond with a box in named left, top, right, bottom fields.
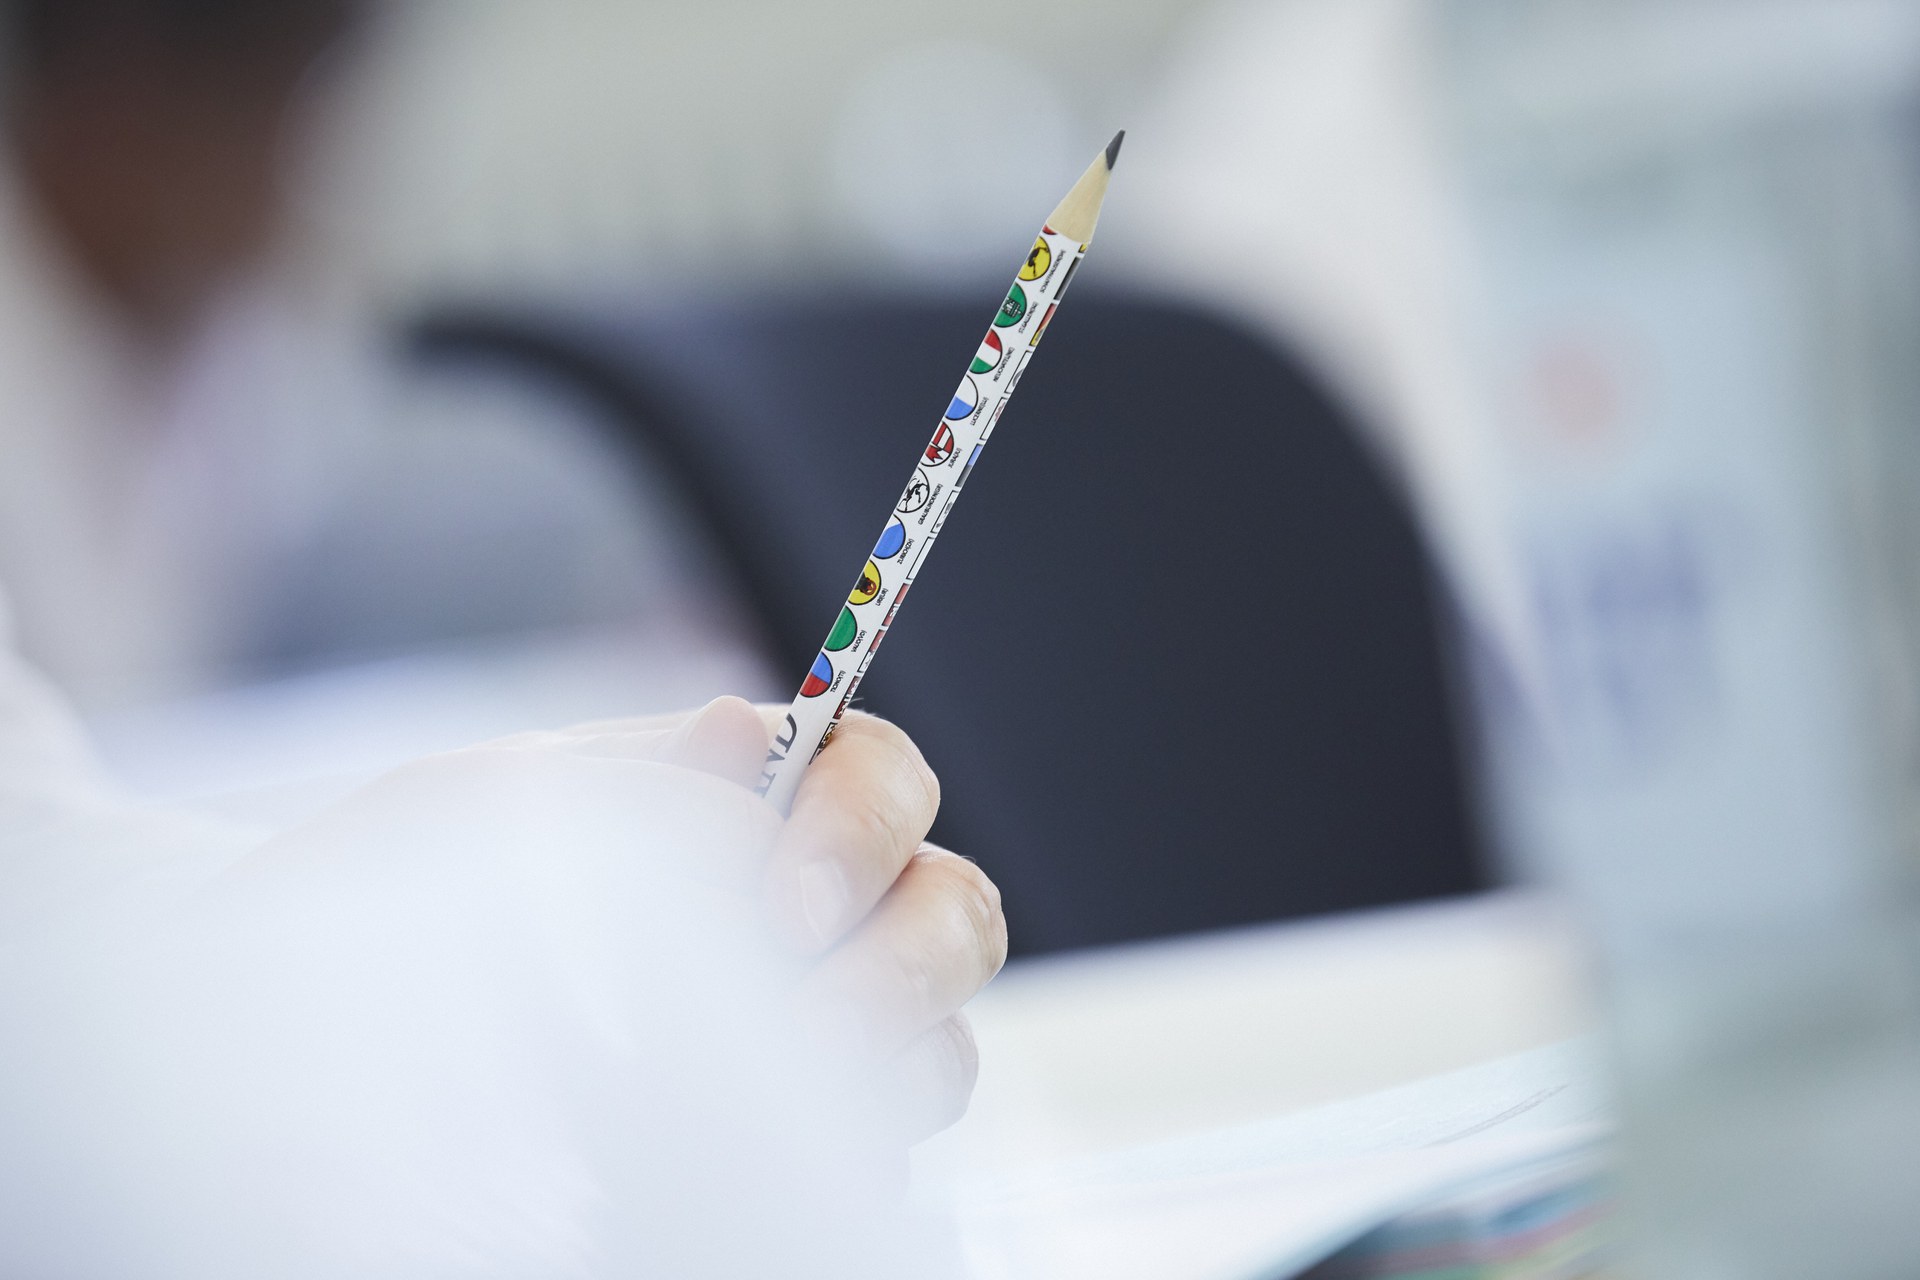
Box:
left=496, top=697, right=773, bottom=790
left=640, top=695, right=772, bottom=789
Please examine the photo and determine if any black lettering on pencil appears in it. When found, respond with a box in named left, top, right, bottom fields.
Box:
left=752, top=713, right=801, bottom=796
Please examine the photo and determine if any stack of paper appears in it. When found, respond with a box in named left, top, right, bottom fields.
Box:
left=946, top=1039, right=1612, bottom=1280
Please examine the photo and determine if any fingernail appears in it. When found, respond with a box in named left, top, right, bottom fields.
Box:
left=797, top=858, right=851, bottom=948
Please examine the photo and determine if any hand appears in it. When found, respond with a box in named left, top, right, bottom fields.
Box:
left=752, top=704, right=1008, bottom=1144
left=4, top=701, right=927, bottom=1275
left=503, top=697, right=1010, bottom=1142
left=387, top=696, right=1009, bottom=1144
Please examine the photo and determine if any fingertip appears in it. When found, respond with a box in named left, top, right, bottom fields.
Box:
left=886, top=1015, right=981, bottom=1141
left=704, top=694, right=770, bottom=740
left=662, top=696, right=773, bottom=788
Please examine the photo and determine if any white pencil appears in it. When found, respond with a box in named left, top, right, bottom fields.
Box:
left=754, top=131, right=1124, bottom=811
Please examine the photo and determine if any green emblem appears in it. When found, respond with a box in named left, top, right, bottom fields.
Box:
left=825, top=606, right=859, bottom=652
left=995, top=282, right=1028, bottom=328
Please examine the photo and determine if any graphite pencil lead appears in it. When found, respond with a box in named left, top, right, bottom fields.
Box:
left=1105, top=130, right=1126, bottom=169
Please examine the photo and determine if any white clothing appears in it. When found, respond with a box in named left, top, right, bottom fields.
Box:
left=0, top=597, right=917, bottom=1277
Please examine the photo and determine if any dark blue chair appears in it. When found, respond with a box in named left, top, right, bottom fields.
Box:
left=410, top=290, right=1490, bottom=954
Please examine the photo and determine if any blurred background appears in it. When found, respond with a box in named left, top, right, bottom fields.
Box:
left=6, top=0, right=1920, bottom=1274
left=2, top=0, right=1494, bottom=950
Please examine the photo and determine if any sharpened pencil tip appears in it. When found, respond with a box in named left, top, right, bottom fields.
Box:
left=1047, top=132, right=1122, bottom=241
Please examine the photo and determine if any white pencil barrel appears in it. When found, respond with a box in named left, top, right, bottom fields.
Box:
left=755, top=226, right=1088, bottom=813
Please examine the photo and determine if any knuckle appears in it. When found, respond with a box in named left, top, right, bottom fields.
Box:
left=879, top=932, right=939, bottom=1015
left=844, top=795, right=913, bottom=874
left=921, top=850, right=1007, bottom=983
left=846, top=713, right=942, bottom=820
left=828, top=765, right=937, bottom=878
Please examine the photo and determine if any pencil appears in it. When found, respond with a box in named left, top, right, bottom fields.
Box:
left=754, top=130, right=1124, bottom=812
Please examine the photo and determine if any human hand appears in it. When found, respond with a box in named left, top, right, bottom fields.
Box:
left=3, top=700, right=921, bottom=1277
left=489, top=697, right=1009, bottom=1142
left=750, top=703, right=1008, bottom=1144
left=339, top=696, right=1007, bottom=1144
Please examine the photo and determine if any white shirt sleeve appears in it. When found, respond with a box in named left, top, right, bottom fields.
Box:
left=0, top=590, right=930, bottom=1279
left=0, top=591, right=261, bottom=937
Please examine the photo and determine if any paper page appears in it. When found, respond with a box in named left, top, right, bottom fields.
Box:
left=949, top=1038, right=1610, bottom=1280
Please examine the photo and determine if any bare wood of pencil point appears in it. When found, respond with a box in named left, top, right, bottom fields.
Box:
left=1047, top=130, right=1125, bottom=244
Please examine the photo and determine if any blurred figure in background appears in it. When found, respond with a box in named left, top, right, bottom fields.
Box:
left=0, top=0, right=771, bottom=730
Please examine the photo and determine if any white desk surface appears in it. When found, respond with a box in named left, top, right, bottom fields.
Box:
left=914, top=891, right=1598, bottom=1190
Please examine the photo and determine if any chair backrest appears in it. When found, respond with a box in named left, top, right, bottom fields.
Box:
left=412, top=291, right=1489, bottom=954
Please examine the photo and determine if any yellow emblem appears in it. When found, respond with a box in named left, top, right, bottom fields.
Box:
left=1018, top=237, right=1052, bottom=282
left=849, top=561, right=882, bottom=606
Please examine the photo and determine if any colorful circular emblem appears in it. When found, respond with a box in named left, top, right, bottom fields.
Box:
left=944, top=377, right=979, bottom=422
left=825, top=606, right=858, bottom=651
left=995, top=283, right=1027, bottom=328
left=801, top=652, right=834, bottom=697
left=874, top=520, right=907, bottom=559
left=849, top=560, right=882, bottom=606
left=971, top=330, right=1003, bottom=375
left=897, top=468, right=933, bottom=514
left=1019, top=236, right=1052, bottom=282
left=925, top=423, right=956, bottom=465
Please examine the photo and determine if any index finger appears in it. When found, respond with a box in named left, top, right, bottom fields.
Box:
left=760, top=708, right=940, bottom=956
